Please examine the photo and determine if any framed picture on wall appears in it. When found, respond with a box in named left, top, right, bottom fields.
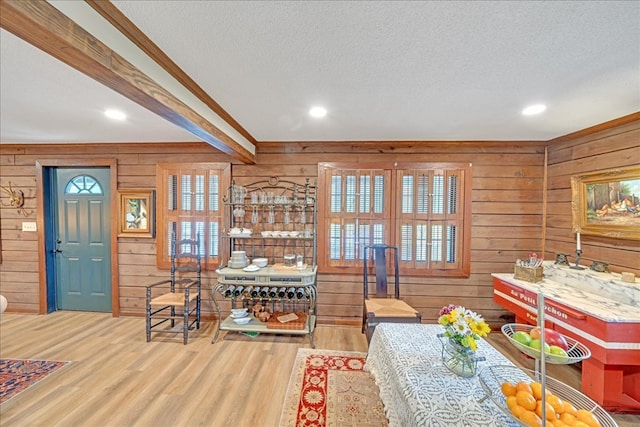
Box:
left=118, top=189, right=155, bottom=238
left=571, top=166, right=640, bottom=240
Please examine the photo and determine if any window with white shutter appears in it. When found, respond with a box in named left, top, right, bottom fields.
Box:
left=318, top=162, right=471, bottom=277
left=156, top=163, right=230, bottom=270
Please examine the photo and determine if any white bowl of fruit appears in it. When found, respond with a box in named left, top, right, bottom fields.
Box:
left=478, top=365, right=616, bottom=427
left=501, top=324, right=591, bottom=364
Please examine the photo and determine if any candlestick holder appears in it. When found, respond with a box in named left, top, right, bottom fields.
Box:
left=570, top=249, right=585, bottom=270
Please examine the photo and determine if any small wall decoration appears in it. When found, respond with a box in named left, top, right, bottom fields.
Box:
left=571, top=166, right=640, bottom=241
left=118, top=189, right=155, bottom=237
left=0, top=181, right=31, bottom=217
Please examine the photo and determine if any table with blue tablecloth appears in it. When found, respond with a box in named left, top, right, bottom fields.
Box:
left=365, top=323, right=518, bottom=427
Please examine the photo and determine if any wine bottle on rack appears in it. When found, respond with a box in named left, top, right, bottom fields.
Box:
left=268, top=287, right=278, bottom=298
left=277, top=287, right=287, bottom=298
left=286, top=287, right=296, bottom=299
left=223, top=285, right=236, bottom=298
left=260, top=287, right=270, bottom=298
left=251, top=286, right=261, bottom=298
left=296, top=287, right=306, bottom=299
left=242, top=286, right=254, bottom=298
left=233, top=285, right=244, bottom=298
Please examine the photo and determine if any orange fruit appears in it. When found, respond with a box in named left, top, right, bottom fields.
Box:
left=563, top=401, right=578, bottom=416
left=530, top=382, right=543, bottom=400
left=551, top=420, right=568, bottom=427
left=560, top=412, right=577, bottom=425
left=576, top=409, right=601, bottom=427
left=535, top=400, right=557, bottom=421
left=547, top=394, right=565, bottom=414
left=519, top=410, right=543, bottom=427
left=516, top=381, right=533, bottom=394
left=511, top=404, right=527, bottom=418
left=573, top=422, right=590, bottom=427
left=506, top=395, right=518, bottom=410
left=516, top=390, right=537, bottom=411
left=501, top=381, right=517, bottom=397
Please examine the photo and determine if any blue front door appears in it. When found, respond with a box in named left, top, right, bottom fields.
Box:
left=54, top=168, right=111, bottom=311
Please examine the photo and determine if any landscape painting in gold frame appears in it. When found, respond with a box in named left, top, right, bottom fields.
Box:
left=118, top=190, right=155, bottom=238
left=571, top=166, right=640, bottom=240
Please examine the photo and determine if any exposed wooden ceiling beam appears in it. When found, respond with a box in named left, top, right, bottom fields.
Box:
left=86, top=0, right=258, bottom=148
left=0, top=0, right=255, bottom=164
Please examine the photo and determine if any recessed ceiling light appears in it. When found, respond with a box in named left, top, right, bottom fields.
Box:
left=309, top=106, right=327, bottom=118
left=104, top=109, right=127, bottom=121
left=522, top=104, right=546, bottom=116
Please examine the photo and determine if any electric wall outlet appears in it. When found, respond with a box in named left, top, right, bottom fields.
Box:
left=22, top=222, right=37, bottom=232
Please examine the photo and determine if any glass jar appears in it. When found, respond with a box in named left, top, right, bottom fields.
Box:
left=437, top=333, right=484, bottom=378
left=284, top=254, right=295, bottom=267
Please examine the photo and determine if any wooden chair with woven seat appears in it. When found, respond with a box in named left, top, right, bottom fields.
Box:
left=146, top=233, right=202, bottom=344
left=363, top=244, right=421, bottom=343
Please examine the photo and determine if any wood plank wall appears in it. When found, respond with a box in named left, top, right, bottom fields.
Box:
left=244, top=141, right=546, bottom=327
left=0, top=143, right=230, bottom=314
left=1, top=118, right=637, bottom=328
left=1, top=140, right=545, bottom=329
left=544, top=118, right=640, bottom=274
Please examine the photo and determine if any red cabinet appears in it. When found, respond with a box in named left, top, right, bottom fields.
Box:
left=493, top=276, right=640, bottom=413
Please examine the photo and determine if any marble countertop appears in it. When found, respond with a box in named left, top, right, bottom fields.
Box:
left=492, top=262, right=640, bottom=323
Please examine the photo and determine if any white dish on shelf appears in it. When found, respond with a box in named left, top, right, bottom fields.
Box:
left=242, top=264, right=260, bottom=272
left=501, top=323, right=591, bottom=364
left=253, top=258, right=268, bottom=267
left=270, top=231, right=280, bottom=237
left=279, top=231, right=289, bottom=237
left=261, top=231, right=272, bottom=237
left=228, top=260, right=248, bottom=269
left=232, top=316, right=252, bottom=325
left=231, top=308, right=248, bottom=314
left=230, top=312, right=248, bottom=319
left=289, top=231, right=300, bottom=237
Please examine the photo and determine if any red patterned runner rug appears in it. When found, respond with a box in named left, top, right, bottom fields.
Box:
left=279, top=348, right=388, bottom=427
left=0, top=359, right=70, bottom=404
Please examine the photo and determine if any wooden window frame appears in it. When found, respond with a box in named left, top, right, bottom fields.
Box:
left=156, top=162, right=231, bottom=270
left=318, top=162, right=472, bottom=277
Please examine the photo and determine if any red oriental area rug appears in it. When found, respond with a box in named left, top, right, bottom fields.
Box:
left=0, top=359, right=70, bottom=404
left=279, top=349, right=388, bottom=427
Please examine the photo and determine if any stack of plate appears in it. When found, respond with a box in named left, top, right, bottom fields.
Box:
left=231, top=308, right=251, bottom=324
left=228, top=251, right=249, bottom=269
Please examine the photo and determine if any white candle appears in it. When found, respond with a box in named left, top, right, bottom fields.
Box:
left=576, top=232, right=581, bottom=251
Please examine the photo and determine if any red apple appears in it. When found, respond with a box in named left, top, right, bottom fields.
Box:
left=545, top=329, right=569, bottom=351
left=530, top=327, right=568, bottom=351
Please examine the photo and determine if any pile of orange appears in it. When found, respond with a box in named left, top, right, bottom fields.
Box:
left=500, top=380, right=602, bottom=427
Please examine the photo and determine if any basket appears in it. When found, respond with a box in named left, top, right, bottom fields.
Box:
left=478, top=365, right=617, bottom=427
left=266, top=312, right=307, bottom=330
left=514, top=265, right=543, bottom=283
left=502, top=324, right=591, bottom=364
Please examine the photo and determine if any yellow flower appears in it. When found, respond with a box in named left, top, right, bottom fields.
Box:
left=438, top=304, right=491, bottom=350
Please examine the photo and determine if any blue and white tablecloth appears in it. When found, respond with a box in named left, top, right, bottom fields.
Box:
left=365, top=323, right=519, bottom=427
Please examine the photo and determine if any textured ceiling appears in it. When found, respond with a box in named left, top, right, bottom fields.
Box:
left=1, top=1, right=639, bottom=146
left=0, top=28, right=198, bottom=144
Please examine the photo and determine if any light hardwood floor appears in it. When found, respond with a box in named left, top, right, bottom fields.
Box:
left=0, top=312, right=637, bottom=427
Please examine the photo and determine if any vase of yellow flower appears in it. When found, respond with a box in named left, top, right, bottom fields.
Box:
left=437, top=304, right=491, bottom=377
